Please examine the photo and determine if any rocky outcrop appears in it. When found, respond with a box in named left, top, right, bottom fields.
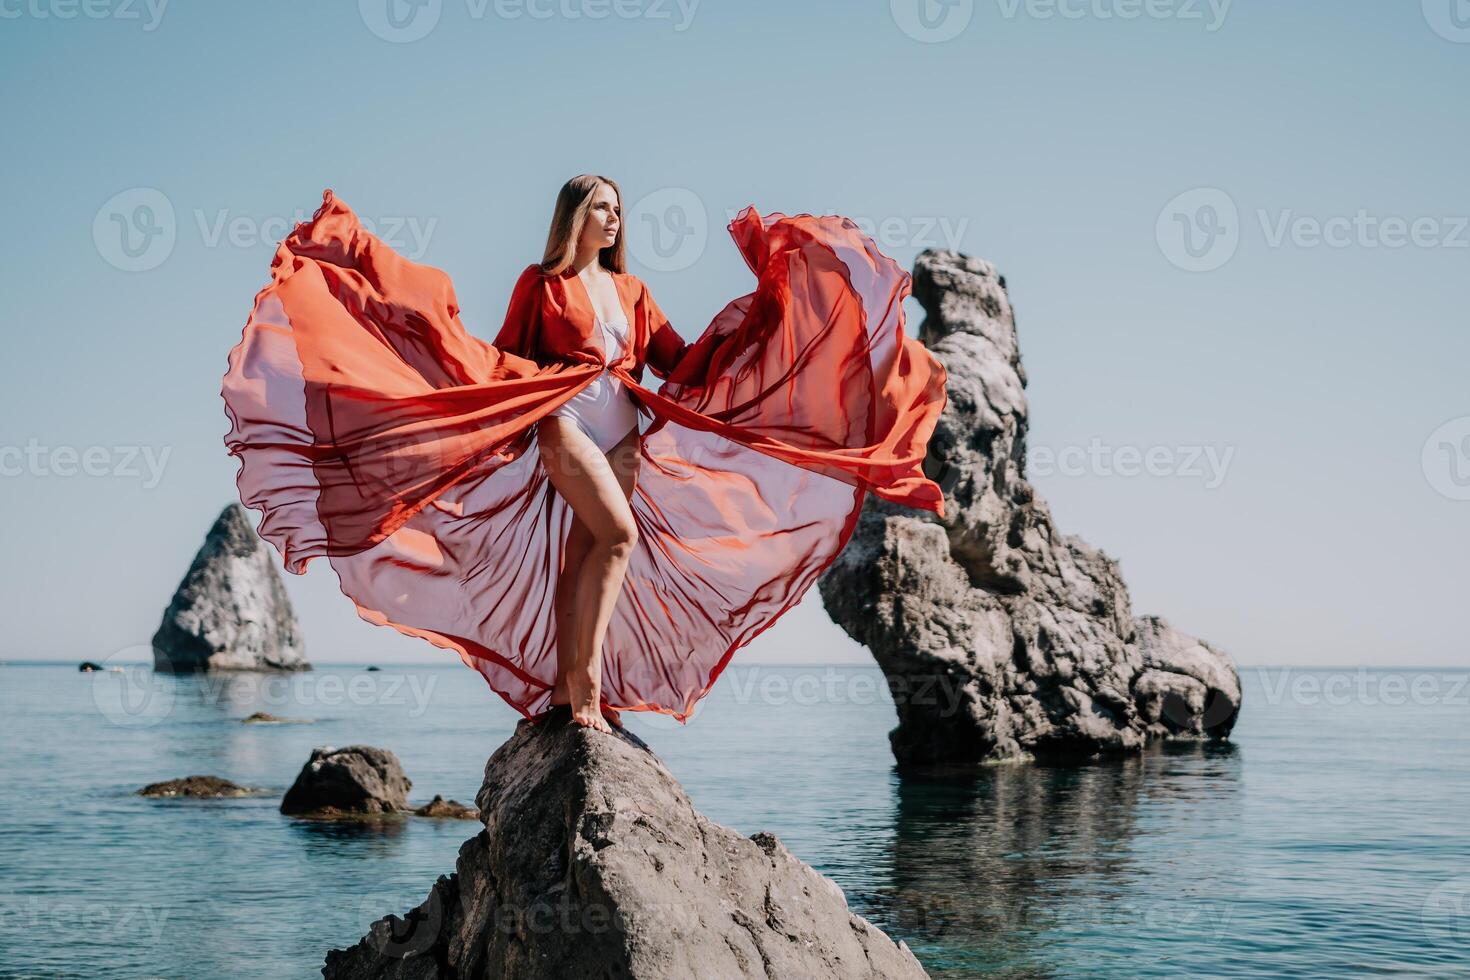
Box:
left=323, top=708, right=929, bottom=979
left=282, top=745, right=412, bottom=817
left=819, top=249, right=1241, bottom=768
left=1134, top=615, right=1242, bottom=738
left=137, top=775, right=258, bottom=798
left=152, top=502, right=308, bottom=673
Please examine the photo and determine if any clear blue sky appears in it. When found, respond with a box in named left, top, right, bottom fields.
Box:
left=2, top=0, right=1465, bottom=667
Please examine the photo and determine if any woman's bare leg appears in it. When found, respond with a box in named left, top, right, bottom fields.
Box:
left=596, top=422, right=643, bottom=729
left=549, top=514, right=593, bottom=707
left=548, top=423, right=642, bottom=725
left=538, top=418, right=641, bottom=733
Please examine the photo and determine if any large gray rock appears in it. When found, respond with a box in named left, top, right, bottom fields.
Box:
left=322, top=708, right=929, bottom=979
left=282, top=745, right=413, bottom=817
left=819, top=249, right=1240, bottom=767
left=152, top=502, right=308, bottom=672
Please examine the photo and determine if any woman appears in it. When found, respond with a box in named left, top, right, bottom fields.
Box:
left=222, top=176, right=948, bottom=733
left=528, top=177, right=678, bottom=733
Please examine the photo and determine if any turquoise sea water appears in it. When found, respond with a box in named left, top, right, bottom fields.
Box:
left=1, top=662, right=1466, bottom=979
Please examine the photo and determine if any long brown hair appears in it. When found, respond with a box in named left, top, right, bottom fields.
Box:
left=540, top=174, right=626, bottom=276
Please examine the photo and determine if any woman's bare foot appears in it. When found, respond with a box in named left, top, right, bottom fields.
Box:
left=570, top=699, right=614, bottom=733
left=565, top=660, right=614, bottom=734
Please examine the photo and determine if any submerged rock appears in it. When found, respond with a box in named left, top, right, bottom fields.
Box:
left=819, top=249, right=1241, bottom=767
left=138, top=775, right=256, bottom=798
left=323, top=708, right=929, bottom=979
left=242, top=711, right=313, bottom=725
left=282, top=745, right=412, bottom=817
left=412, top=795, right=478, bottom=820
left=152, top=502, right=308, bottom=673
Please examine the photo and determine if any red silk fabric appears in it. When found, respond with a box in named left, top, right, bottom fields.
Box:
left=222, top=189, right=947, bottom=722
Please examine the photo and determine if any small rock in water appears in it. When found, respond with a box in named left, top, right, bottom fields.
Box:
left=138, top=775, right=255, bottom=798
left=412, top=795, right=479, bottom=820
left=242, top=711, right=312, bottom=725
left=281, top=745, right=412, bottom=817
left=78, top=661, right=102, bottom=672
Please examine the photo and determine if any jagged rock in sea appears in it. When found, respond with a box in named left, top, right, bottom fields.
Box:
left=282, top=745, right=413, bottom=817
left=819, top=249, right=1241, bottom=768
left=322, top=709, right=930, bottom=979
left=152, top=502, right=308, bottom=673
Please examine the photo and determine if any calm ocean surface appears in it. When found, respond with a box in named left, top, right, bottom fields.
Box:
left=1, top=661, right=1466, bottom=979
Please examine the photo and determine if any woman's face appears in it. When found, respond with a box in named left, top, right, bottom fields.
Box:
left=579, top=183, right=621, bottom=253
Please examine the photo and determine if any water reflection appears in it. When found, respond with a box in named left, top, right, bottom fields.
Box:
left=288, top=812, right=414, bottom=848
left=870, top=741, right=1243, bottom=978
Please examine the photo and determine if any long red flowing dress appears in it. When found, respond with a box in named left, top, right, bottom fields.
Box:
left=222, top=189, right=947, bottom=722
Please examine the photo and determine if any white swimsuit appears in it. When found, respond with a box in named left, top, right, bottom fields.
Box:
left=544, top=314, right=641, bottom=452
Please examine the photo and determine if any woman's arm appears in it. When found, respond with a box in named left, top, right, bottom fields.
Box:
left=491, top=263, right=544, bottom=360
left=642, top=280, right=689, bottom=380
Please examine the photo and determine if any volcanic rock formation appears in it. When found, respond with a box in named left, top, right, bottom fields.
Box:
left=323, top=709, right=930, bottom=979
left=819, top=249, right=1241, bottom=767
left=152, top=502, right=308, bottom=672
